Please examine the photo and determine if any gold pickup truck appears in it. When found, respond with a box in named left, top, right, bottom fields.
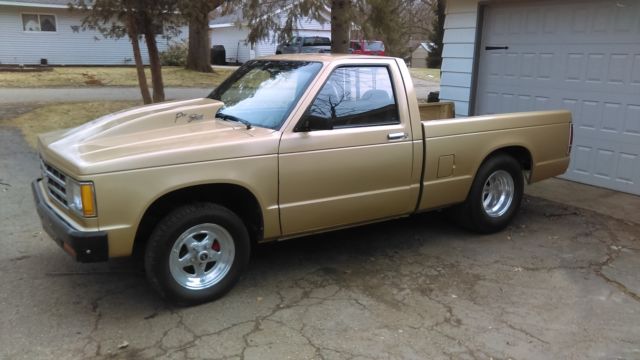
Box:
left=33, top=54, right=572, bottom=304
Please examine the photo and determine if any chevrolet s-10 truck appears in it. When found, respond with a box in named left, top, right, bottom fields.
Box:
left=33, top=54, right=572, bottom=304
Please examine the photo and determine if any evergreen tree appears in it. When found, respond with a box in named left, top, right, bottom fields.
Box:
left=356, top=0, right=409, bottom=57
left=243, top=0, right=352, bottom=54
left=427, top=0, right=445, bottom=68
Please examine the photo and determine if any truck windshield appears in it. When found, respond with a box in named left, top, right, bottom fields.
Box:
left=209, top=60, right=323, bottom=130
left=364, top=41, right=385, bottom=51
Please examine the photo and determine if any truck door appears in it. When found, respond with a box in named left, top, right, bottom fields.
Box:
left=278, top=63, right=415, bottom=235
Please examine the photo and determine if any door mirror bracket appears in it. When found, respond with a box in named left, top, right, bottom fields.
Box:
left=295, top=116, right=333, bottom=132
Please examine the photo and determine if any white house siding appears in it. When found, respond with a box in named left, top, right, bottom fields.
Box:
left=255, top=37, right=278, bottom=58
left=210, top=27, right=252, bottom=63
left=211, top=14, right=330, bottom=62
left=411, top=46, right=429, bottom=68
left=440, top=0, right=479, bottom=116
left=0, top=5, right=186, bottom=65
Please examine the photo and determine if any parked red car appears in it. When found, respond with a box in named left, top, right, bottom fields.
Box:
left=349, top=40, right=385, bottom=56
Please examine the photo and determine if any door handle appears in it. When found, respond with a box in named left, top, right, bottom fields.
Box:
left=485, top=46, right=509, bottom=51
left=387, top=132, right=408, bottom=141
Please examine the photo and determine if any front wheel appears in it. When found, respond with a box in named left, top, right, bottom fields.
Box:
left=452, top=154, right=524, bottom=233
left=144, top=203, right=250, bottom=305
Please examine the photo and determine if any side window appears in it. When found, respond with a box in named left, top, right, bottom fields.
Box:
left=305, top=66, right=399, bottom=129
left=22, top=14, right=57, bottom=32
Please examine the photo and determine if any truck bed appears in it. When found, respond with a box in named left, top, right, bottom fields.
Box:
left=418, top=110, right=572, bottom=211
left=418, top=102, right=455, bottom=121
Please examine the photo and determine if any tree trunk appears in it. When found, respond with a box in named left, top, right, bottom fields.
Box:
left=144, top=31, right=165, bottom=103
left=331, top=0, right=351, bottom=54
left=186, top=11, right=213, bottom=73
left=127, top=18, right=152, bottom=104
left=427, top=0, right=445, bottom=68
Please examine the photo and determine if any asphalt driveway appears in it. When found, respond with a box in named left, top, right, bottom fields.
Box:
left=1, top=115, right=639, bottom=359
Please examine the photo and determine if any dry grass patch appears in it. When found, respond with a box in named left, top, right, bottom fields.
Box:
left=408, top=68, right=441, bottom=82
left=2, top=101, right=139, bottom=148
left=0, top=66, right=235, bottom=88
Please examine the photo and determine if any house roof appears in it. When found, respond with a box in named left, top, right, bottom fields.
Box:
left=209, top=9, right=244, bottom=28
left=417, top=42, right=434, bottom=52
left=0, top=0, right=72, bottom=8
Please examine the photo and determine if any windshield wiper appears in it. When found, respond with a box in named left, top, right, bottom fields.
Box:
left=216, top=111, right=252, bottom=130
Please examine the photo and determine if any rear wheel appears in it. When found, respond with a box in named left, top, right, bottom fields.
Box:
left=452, top=154, right=524, bottom=233
left=144, top=203, right=250, bottom=305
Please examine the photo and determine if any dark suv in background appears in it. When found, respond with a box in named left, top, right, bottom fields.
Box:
left=276, top=36, right=332, bottom=54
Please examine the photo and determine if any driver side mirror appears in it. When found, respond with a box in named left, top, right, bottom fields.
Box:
left=295, top=115, right=333, bottom=132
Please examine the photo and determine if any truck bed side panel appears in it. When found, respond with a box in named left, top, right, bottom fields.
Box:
left=418, top=111, right=571, bottom=211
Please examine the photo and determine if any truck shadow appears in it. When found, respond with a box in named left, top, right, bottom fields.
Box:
left=63, top=209, right=467, bottom=308
left=251, top=210, right=461, bottom=268
left=35, top=201, right=532, bottom=333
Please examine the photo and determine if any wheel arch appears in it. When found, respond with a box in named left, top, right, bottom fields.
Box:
left=451, top=145, right=529, bottom=234
left=133, top=183, right=264, bottom=258
left=477, top=145, right=533, bottom=183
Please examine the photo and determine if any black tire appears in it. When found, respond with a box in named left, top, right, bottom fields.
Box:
left=275, top=51, right=282, bottom=55
left=451, top=153, right=524, bottom=234
left=144, top=203, right=250, bottom=305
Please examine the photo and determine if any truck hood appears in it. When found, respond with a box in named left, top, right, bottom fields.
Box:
left=38, top=98, right=280, bottom=176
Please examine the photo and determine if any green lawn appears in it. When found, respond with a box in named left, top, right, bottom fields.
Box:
left=2, top=101, right=139, bottom=148
left=408, top=68, right=441, bottom=82
left=0, top=66, right=235, bottom=88
left=0, top=66, right=438, bottom=88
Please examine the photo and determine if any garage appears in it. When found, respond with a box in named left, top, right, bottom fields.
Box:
left=441, top=0, right=640, bottom=195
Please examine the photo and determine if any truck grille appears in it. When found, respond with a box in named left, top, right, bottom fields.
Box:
left=41, top=160, right=68, bottom=207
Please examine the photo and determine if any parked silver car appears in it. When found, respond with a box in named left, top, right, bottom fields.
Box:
left=275, top=36, right=331, bottom=54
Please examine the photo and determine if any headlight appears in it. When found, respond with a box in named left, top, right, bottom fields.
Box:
left=66, top=179, right=96, bottom=217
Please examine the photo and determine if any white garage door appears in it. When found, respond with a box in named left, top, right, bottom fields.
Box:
left=475, top=0, right=640, bottom=195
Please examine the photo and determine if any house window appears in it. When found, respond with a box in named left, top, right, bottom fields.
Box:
left=22, top=14, right=57, bottom=32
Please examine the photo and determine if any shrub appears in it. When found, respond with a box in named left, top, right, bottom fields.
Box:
left=160, top=41, right=188, bottom=66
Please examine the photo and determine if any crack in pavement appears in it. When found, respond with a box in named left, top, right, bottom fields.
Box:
left=591, top=226, right=640, bottom=303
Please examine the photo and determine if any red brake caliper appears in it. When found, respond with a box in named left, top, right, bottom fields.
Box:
left=212, top=240, right=220, bottom=252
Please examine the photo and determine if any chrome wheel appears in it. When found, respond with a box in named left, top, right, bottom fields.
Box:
left=169, top=223, right=235, bottom=290
left=482, top=170, right=514, bottom=218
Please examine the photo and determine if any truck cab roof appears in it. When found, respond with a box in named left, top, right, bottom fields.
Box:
left=261, top=53, right=396, bottom=62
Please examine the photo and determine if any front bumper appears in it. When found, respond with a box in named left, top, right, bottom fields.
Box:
left=32, top=179, right=108, bottom=262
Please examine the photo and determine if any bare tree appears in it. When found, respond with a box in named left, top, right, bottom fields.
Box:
left=71, top=0, right=181, bottom=103
left=241, top=0, right=435, bottom=58
left=355, top=0, right=435, bottom=58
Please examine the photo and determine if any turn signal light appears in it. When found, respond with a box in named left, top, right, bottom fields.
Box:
left=80, top=183, right=96, bottom=217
